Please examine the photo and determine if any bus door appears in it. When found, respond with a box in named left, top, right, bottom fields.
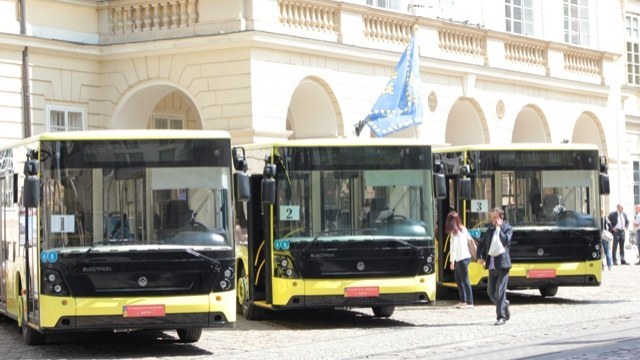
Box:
left=0, top=176, right=5, bottom=312
left=436, top=174, right=462, bottom=285
left=247, top=174, right=268, bottom=305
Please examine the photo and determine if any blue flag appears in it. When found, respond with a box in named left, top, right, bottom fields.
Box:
left=356, top=36, right=422, bottom=137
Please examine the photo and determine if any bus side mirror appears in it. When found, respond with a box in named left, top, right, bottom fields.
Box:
left=459, top=178, right=472, bottom=200
left=12, top=173, right=18, bottom=204
left=234, top=173, right=250, bottom=202
left=434, top=173, right=446, bottom=199
left=262, top=178, right=276, bottom=205
left=599, top=173, right=610, bottom=195
left=261, top=163, right=276, bottom=205
left=232, top=147, right=248, bottom=172
left=23, top=176, right=40, bottom=208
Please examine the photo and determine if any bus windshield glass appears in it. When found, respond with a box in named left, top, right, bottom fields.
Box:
left=39, top=138, right=232, bottom=250
left=271, top=145, right=435, bottom=248
left=462, top=150, right=599, bottom=229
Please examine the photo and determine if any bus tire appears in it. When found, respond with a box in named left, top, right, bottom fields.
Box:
left=20, top=296, right=46, bottom=346
left=236, top=264, right=248, bottom=315
left=22, top=322, right=46, bottom=346
left=539, top=286, right=558, bottom=297
left=372, top=305, right=395, bottom=318
left=237, top=267, right=265, bottom=320
left=176, top=328, right=202, bottom=343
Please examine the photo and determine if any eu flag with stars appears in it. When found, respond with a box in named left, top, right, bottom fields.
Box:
left=356, top=36, right=422, bottom=137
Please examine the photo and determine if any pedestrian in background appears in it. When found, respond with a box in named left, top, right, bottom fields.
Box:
left=445, top=211, right=473, bottom=309
left=601, top=208, right=613, bottom=271
left=476, top=207, right=512, bottom=326
left=634, top=204, right=640, bottom=265
left=608, top=204, right=629, bottom=265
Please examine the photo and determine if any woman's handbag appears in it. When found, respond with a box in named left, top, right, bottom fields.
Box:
left=601, top=229, right=613, bottom=243
left=467, top=235, right=478, bottom=260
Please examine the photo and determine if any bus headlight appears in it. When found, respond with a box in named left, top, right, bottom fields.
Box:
left=274, top=255, right=299, bottom=279
left=212, top=264, right=235, bottom=292
left=42, top=269, right=69, bottom=296
left=421, top=253, right=435, bottom=275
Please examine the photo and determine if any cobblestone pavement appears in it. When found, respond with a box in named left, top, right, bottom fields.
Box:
left=2, top=261, right=640, bottom=359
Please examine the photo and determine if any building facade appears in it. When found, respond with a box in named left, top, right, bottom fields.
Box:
left=1, top=0, right=639, bottom=211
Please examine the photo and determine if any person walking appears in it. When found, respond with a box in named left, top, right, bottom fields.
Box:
left=608, top=204, right=629, bottom=265
left=601, top=208, right=613, bottom=271
left=445, top=211, right=474, bottom=308
left=634, top=204, right=640, bottom=265
left=476, top=207, right=513, bottom=326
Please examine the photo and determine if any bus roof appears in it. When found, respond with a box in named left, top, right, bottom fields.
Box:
left=37, top=129, right=231, bottom=141
left=0, top=129, right=231, bottom=150
left=433, top=143, right=600, bottom=153
left=240, top=137, right=433, bottom=150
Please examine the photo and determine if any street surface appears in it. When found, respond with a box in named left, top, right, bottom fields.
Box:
left=2, top=257, right=640, bottom=359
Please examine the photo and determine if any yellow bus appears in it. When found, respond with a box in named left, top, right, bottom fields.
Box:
left=232, top=139, right=445, bottom=320
left=434, top=144, right=609, bottom=297
left=0, top=130, right=244, bottom=345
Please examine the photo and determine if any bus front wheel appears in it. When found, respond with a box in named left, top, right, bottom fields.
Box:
left=237, top=267, right=265, bottom=320
left=539, top=286, right=559, bottom=297
left=372, top=306, right=395, bottom=318
left=176, top=328, right=202, bottom=343
left=19, top=296, right=46, bottom=345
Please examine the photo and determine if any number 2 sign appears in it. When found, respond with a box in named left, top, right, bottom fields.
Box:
left=279, top=205, right=300, bottom=221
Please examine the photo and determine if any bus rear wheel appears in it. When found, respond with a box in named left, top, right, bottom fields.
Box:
left=372, top=305, right=395, bottom=318
left=539, top=286, right=558, bottom=297
left=176, top=328, right=202, bottom=343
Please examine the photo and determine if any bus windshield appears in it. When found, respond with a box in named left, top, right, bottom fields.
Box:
left=463, top=150, right=599, bottom=230
left=39, top=139, right=232, bottom=250
left=276, top=169, right=432, bottom=240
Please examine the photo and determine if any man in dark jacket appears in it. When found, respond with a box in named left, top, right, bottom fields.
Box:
left=608, top=204, right=629, bottom=265
left=477, top=207, right=513, bottom=325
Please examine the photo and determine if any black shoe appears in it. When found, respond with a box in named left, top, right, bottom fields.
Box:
left=505, top=300, right=511, bottom=321
left=613, top=262, right=619, bottom=265
left=622, top=261, right=629, bottom=265
left=494, top=318, right=506, bottom=326
left=635, top=262, right=640, bottom=265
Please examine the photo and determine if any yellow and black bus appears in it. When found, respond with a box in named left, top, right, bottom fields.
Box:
left=434, top=144, right=609, bottom=297
left=232, top=139, right=445, bottom=320
left=0, top=130, right=244, bottom=345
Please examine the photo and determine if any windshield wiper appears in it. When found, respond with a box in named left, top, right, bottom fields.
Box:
left=295, top=229, right=368, bottom=256
left=296, top=233, right=325, bottom=258
left=74, top=246, right=95, bottom=261
left=185, top=248, right=222, bottom=271
left=295, top=229, right=425, bottom=258
left=392, top=238, right=423, bottom=253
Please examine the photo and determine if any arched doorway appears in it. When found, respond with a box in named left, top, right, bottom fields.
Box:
left=111, top=80, right=203, bottom=130
left=286, top=77, right=342, bottom=139
left=444, top=98, right=488, bottom=145
left=512, top=105, right=549, bottom=143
